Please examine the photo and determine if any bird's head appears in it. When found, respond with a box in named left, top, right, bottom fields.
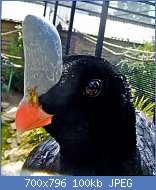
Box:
left=16, top=15, right=136, bottom=161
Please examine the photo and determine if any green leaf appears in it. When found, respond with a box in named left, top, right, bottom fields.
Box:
left=134, top=95, right=155, bottom=120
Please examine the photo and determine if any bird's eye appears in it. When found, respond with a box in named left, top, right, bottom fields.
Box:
left=83, top=79, right=102, bottom=97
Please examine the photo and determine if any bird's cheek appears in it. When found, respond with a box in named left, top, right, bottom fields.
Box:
left=15, top=98, right=53, bottom=133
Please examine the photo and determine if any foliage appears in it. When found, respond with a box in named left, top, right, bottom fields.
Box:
left=134, top=95, right=155, bottom=120
left=138, top=38, right=155, bottom=52
left=2, top=122, right=49, bottom=162
left=2, top=82, right=8, bottom=91
left=3, top=31, right=24, bottom=93
left=19, top=128, right=49, bottom=149
left=116, top=40, right=155, bottom=103
left=1, top=123, right=12, bottom=158
left=16, top=128, right=50, bottom=158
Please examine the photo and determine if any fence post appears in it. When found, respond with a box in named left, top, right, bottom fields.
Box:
left=95, top=1, right=109, bottom=57
left=53, top=1, right=59, bottom=26
left=65, top=1, right=77, bottom=55
left=43, top=1, right=48, bottom=17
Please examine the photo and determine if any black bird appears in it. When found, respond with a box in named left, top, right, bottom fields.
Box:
left=16, top=15, right=155, bottom=176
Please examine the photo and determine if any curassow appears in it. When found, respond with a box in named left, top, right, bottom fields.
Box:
left=15, top=15, right=155, bottom=176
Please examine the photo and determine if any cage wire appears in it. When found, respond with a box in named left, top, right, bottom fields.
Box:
left=42, top=1, right=155, bottom=103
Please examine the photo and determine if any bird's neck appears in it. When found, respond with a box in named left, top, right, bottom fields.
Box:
left=59, top=133, right=136, bottom=169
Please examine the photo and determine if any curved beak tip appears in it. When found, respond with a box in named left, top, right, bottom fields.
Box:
left=15, top=98, right=53, bottom=133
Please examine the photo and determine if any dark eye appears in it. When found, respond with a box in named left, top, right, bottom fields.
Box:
left=83, top=79, right=102, bottom=97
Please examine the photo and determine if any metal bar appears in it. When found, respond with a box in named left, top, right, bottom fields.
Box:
left=83, top=1, right=155, bottom=19
left=43, top=1, right=48, bottom=17
left=39, top=0, right=155, bottom=15
left=138, top=1, right=155, bottom=6
left=107, top=15, right=155, bottom=28
left=38, top=0, right=155, bottom=8
left=95, top=1, right=109, bottom=57
left=56, top=2, right=155, bottom=27
left=53, top=1, right=59, bottom=26
left=108, top=6, right=155, bottom=20
left=41, top=1, right=155, bottom=28
left=65, top=1, right=77, bottom=55
left=84, top=0, right=155, bottom=8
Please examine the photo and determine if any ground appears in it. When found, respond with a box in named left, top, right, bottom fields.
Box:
left=1, top=90, right=48, bottom=176
left=2, top=90, right=23, bottom=107
left=1, top=90, right=24, bottom=175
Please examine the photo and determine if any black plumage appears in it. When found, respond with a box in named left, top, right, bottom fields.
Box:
left=22, top=55, right=155, bottom=176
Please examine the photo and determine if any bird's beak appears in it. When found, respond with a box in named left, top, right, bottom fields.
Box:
left=16, top=98, right=53, bottom=133
left=15, top=15, right=62, bottom=133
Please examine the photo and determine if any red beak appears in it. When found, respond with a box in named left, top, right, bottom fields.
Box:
left=15, top=98, right=53, bottom=133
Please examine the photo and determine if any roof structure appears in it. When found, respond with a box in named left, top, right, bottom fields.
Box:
left=2, top=1, right=155, bottom=44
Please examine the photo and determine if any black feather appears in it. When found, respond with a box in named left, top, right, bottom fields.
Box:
left=22, top=55, right=155, bottom=176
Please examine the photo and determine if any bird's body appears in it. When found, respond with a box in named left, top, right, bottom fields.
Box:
left=16, top=14, right=154, bottom=176
left=21, top=55, right=155, bottom=176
